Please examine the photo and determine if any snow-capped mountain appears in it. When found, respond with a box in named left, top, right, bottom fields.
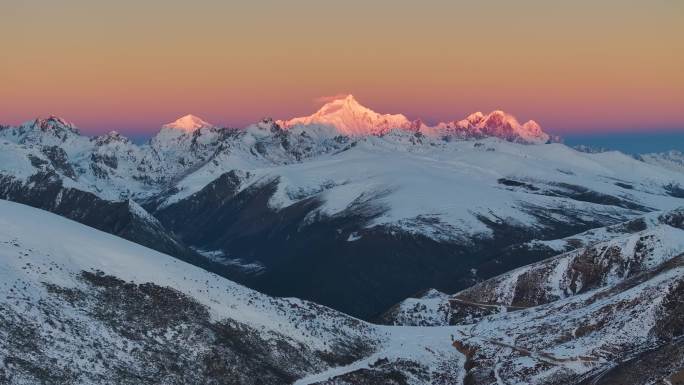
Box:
left=161, top=113, right=214, bottom=131
left=277, top=94, right=552, bottom=144
left=1, top=112, right=684, bottom=319
left=2, top=107, right=684, bottom=383
left=0, top=119, right=220, bottom=272
left=1, top=116, right=82, bottom=147
left=147, top=115, right=227, bottom=184
left=426, top=110, right=551, bottom=144
left=277, top=94, right=414, bottom=136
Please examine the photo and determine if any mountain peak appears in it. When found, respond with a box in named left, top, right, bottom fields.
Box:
left=337, top=94, right=358, bottom=103
left=465, top=112, right=485, bottom=125
left=19, top=115, right=80, bottom=139
left=31, top=115, right=78, bottom=132
left=93, top=130, right=131, bottom=146
left=278, top=95, right=411, bottom=136
left=162, top=114, right=213, bottom=132
left=316, top=94, right=369, bottom=116
left=432, top=110, right=550, bottom=144
left=478, top=110, right=549, bottom=143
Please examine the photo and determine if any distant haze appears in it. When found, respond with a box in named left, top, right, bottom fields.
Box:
left=564, top=131, right=684, bottom=154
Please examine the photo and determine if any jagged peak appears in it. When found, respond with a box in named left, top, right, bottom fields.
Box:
left=162, top=114, right=213, bottom=132
left=480, top=111, right=549, bottom=143
left=27, top=115, right=79, bottom=133
left=522, top=119, right=543, bottom=133
left=243, top=117, right=282, bottom=136
left=433, top=110, right=550, bottom=144
left=92, top=130, right=131, bottom=146
left=482, top=110, right=517, bottom=127
left=465, top=112, right=485, bottom=125
left=37, top=115, right=71, bottom=125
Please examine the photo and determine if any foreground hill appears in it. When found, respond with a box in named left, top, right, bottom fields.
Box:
left=0, top=199, right=461, bottom=385
left=2, top=200, right=683, bottom=384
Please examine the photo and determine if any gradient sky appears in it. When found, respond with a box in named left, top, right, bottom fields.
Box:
left=1, top=0, right=682, bottom=136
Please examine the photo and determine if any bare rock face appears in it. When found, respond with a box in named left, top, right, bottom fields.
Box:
left=7, top=270, right=366, bottom=385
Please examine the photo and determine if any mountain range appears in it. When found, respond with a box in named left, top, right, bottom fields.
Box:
left=1, top=96, right=683, bottom=319
left=278, top=94, right=551, bottom=144
left=1, top=96, right=684, bottom=384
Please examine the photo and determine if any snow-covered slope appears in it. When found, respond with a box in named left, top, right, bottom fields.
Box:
left=377, top=289, right=454, bottom=327
left=451, top=250, right=684, bottom=385
left=639, top=150, right=684, bottom=175
left=2, top=200, right=682, bottom=384
left=0, top=137, right=206, bottom=268
left=163, top=133, right=684, bottom=242
left=382, top=208, right=684, bottom=327
left=0, top=199, right=462, bottom=385
left=147, top=130, right=684, bottom=317
left=380, top=209, right=684, bottom=384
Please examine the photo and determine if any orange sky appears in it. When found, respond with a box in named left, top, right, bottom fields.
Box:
left=1, top=0, right=682, bottom=135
